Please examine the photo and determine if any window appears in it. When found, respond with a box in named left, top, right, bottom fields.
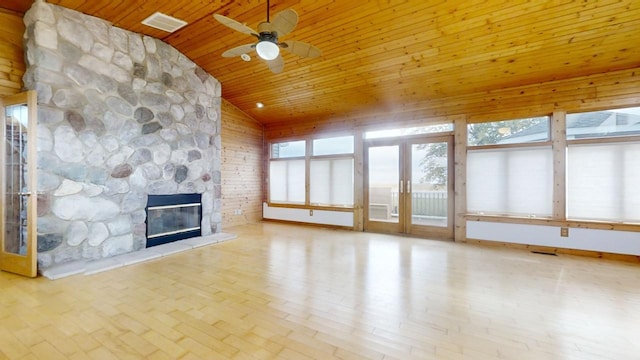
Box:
left=268, top=136, right=354, bottom=207
left=271, top=140, right=305, bottom=158
left=269, top=159, right=305, bottom=204
left=313, top=136, right=354, bottom=155
left=567, top=143, right=640, bottom=222
left=467, top=147, right=553, bottom=217
left=310, top=135, right=354, bottom=206
left=566, top=107, right=640, bottom=222
left=365, top=123, right=453, bottom=139
left=269, top=140, right=306, bottom=205
left=467, top=116, right=552, bottom=217
left=310, top=158, right=354, bottom=206
left=468, top=116, right=549, bottom=146
left=567, top=108, right=640, bottom=140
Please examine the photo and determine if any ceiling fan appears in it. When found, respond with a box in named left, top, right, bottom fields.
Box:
left=214, top=0, right=321, bottom=74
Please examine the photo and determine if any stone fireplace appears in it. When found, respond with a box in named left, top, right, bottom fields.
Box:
left=22, top=1, right=222, bottom=268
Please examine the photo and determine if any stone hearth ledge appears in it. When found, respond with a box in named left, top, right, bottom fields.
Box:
left=39, top=232, right=236, bottom=280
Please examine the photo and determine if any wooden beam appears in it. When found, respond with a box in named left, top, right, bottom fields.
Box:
left=453, top=115, right=467, bottom=242
left=552, top=111, right=567, bottom=220
left=352, top=130, right=364, bottom=231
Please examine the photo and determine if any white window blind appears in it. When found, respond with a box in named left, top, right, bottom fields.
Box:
left=269, top=160, right=305, bottom=204
left=467, top=146, right=553, bottom=216
left=567, top=142, right=640, bottom=222
left=310, top=158, right=354, bottom=206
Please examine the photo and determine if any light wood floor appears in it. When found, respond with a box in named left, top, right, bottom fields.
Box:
left=1, top=222, right=639, bottom=359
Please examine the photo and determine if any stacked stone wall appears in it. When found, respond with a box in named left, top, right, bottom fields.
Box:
left=23, top=1, right=222, bottom=267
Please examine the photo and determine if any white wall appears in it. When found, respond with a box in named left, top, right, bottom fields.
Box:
left=467, top=221, right=640, bottom=255
left=263, top=203, right=353, bottom=227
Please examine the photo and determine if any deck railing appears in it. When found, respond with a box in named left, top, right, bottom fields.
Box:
left=390, top=191, right=447, bottom=217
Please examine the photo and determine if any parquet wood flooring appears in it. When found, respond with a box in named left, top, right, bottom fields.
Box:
left=1, top=222, right=639, bottom=359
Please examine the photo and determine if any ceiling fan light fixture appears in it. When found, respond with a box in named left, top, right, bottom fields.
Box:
left=256, top=41, right=279, bottom=60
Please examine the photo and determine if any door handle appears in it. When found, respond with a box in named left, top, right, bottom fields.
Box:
left=17, top=191, right=44, bottom=196
left=399, top=180, right=403, bottom=194
left=407, top=180, right=411, bottom=193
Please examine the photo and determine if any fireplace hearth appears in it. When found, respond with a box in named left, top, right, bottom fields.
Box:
left=146, top=194, right=202, bottom=248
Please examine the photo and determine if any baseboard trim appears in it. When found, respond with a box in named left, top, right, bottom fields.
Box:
left=261, top=218, right=353, bottom=231
left=465, top=238, right=640, bottom=263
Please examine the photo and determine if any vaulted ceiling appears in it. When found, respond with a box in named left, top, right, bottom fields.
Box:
left=3, top=0, right=640, bottom=126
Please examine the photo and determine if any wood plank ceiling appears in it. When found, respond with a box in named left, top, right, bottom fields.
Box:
left=3, top=0, right=640, bottom=126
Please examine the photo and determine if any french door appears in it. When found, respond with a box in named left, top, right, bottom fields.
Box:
left=1, top=91, right=38, bottom=277
left=364, top=135, right=453, bottom=239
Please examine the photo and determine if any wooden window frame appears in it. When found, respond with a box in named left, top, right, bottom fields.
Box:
left=267, top=134, right=356, bottom=210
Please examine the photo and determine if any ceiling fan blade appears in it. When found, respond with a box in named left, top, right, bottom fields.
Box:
left=281, top=40, right=321, bottom=58
left=213, top=14, right=258, bottom=37
left=222, top=43, right=255, bottom=58
left=263, top=55, right=284, bottom=74
left=271, top=9, right=298, bottom=37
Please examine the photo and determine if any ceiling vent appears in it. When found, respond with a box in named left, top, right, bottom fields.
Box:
left=141, top=12, right=188, bottom=33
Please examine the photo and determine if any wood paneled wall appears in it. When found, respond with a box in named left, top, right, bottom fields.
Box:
left=264, top=67, right=640, bottom=139
left=0, top=9, right=25, bottom=96
left=220, top=99, right=264, bottom=228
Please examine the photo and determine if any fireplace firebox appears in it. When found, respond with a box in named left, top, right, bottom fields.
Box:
left=145, top=194, right=202, bottom=247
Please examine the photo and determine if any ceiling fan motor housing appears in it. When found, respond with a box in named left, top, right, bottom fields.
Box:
left=257, top=22, right=278, bottom=43
left=259, top=32, right=278, bottom=43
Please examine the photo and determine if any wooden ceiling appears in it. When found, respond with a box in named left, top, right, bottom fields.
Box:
left=3, top=0, right=640, bottom=126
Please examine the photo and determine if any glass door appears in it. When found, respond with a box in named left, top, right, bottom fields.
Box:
left=365, top=136, right=453, bottom=239
left=1, top=91, right=38, bottom=277
left=365, top=142, right=403, bottom=233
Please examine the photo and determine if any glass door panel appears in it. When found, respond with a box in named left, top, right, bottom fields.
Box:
left=1, top=91, right=38, bottom=277
left=365, top=144, right=402, bottom=233
left=407, top=139, right=453, bottom=239
left=410, top=142, right=448, bottom=227
left=4, top=104, right=28, bottom=255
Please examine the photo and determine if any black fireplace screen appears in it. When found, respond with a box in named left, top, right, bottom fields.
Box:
left=145, top=194, right=202, bottom=247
